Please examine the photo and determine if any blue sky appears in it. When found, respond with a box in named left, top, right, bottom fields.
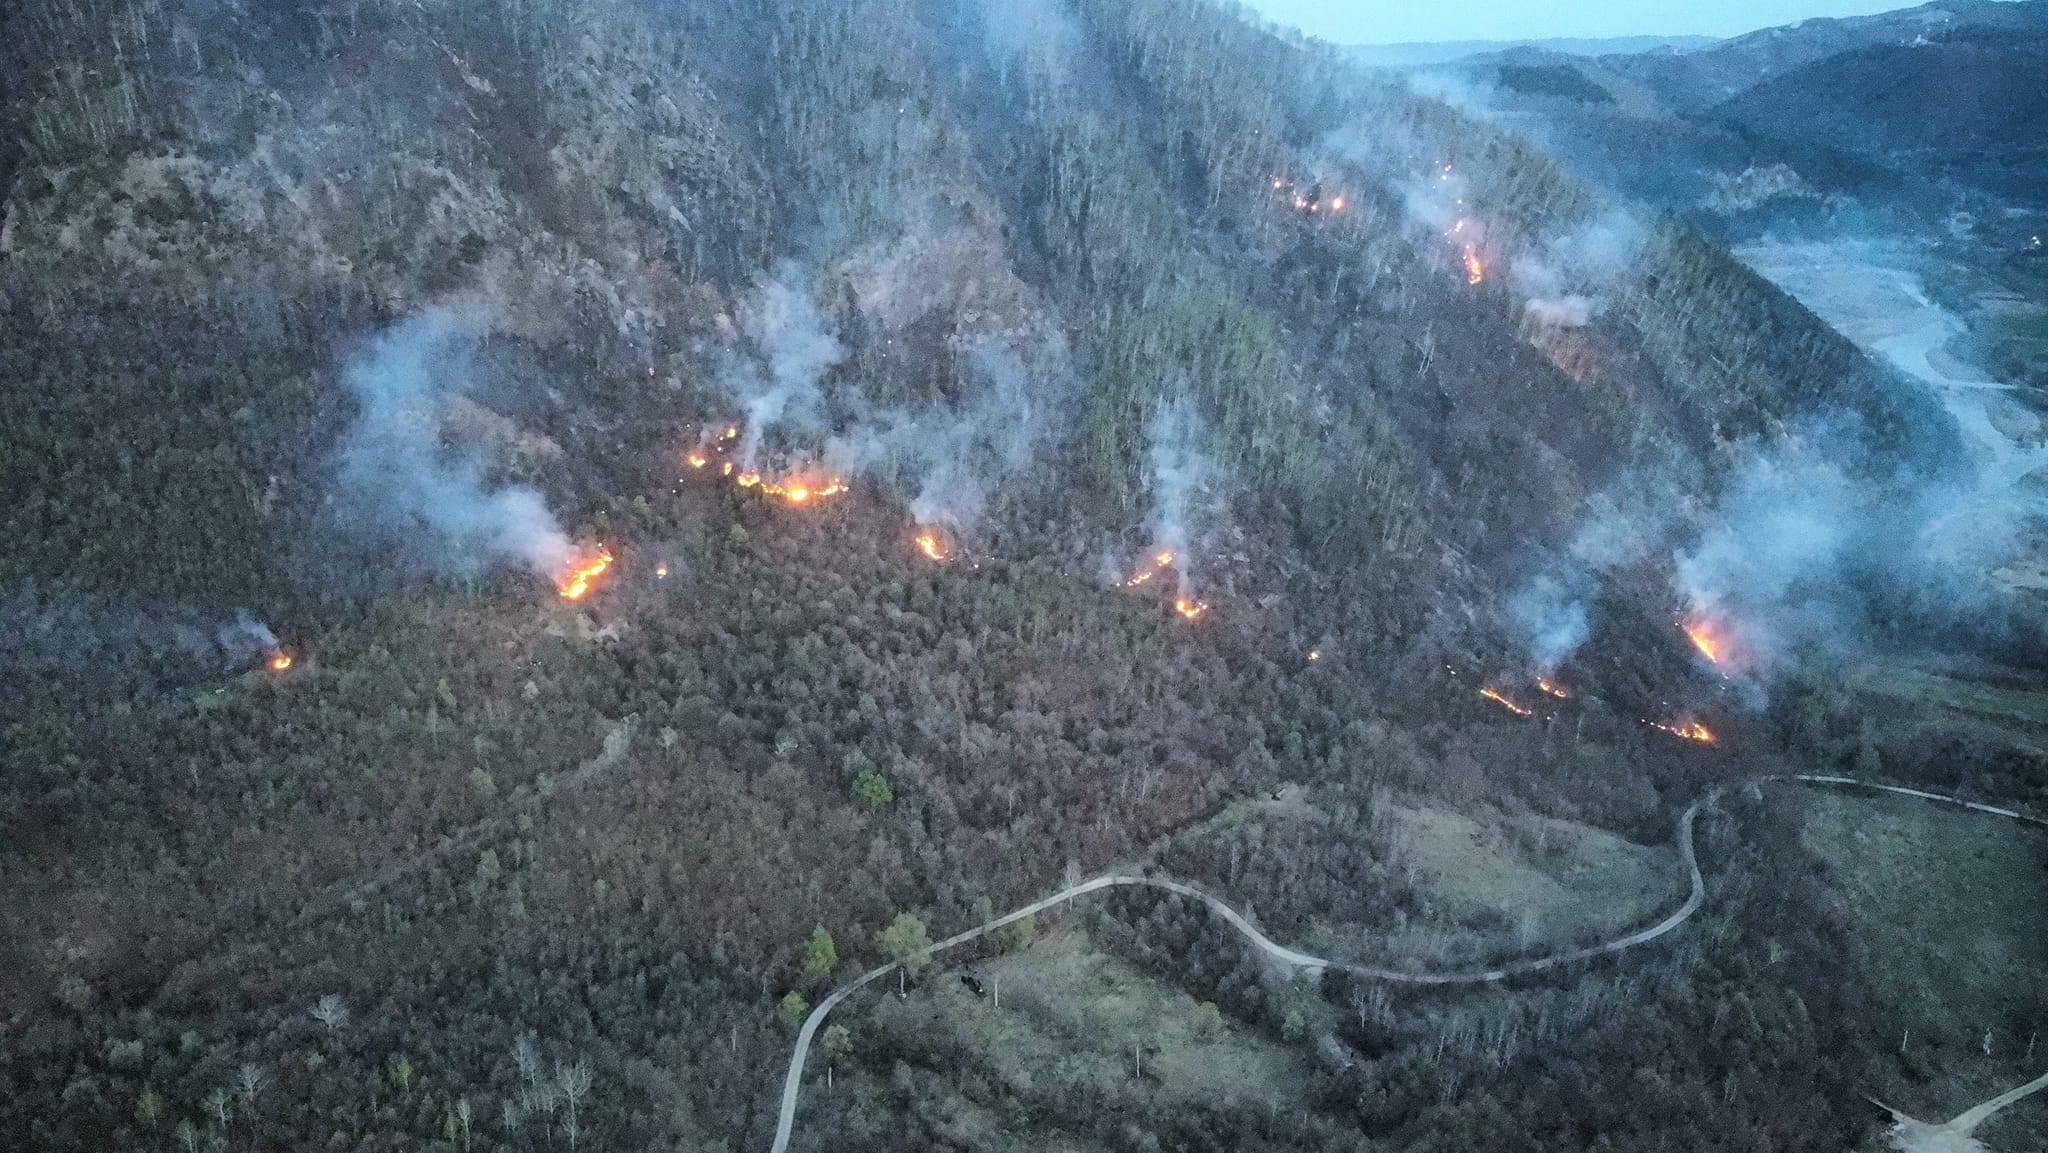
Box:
left=1241, top=0, right=1933, bottom=45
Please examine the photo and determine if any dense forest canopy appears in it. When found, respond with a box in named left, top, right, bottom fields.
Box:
left=2, top=2, right=2042, bottom=1152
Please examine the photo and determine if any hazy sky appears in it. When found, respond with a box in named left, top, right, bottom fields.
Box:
left=1241, top=0, right=1928, bottom=45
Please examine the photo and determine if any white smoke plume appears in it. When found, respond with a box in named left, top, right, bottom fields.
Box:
left=0, top=596, right=285, bottom=673
left=1513, top=208, right=1646, bottom=329
left=1142, top=393, right=1224, bottom=589
left=1509, top=477, right=1684, bottom=670
left=823, top=336, right=1061, bottom=536
left=723, top=263, right=845, bottom=468
left=1513, top=407, right=2035, bottom=684
left=214, top=610, right=281, bottom=666
left=1672, top=416, right=2031, bottom=677
left=967, top=0, right=1079, bottom=85
left=333, top=309, right=575, bottom=581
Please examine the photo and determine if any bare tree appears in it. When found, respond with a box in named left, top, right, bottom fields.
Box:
left=203, top=1086, right=233, bottom=1133
left=455, top=1096, right=473, bottom=1152
left=556, top=1058, right=592, bottom=1151
left=311, top=994, right=348, bottom=1034
left=237, top=1063, right=269, bottom=1109
left=513, top=1035, right=541, bottom=1088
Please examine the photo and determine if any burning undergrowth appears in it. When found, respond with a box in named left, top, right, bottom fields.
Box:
left=1101, top=394, right=1232, bottom=621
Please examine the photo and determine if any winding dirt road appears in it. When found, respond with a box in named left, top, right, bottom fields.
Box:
left=769, top=774, right=2045, bottom=1153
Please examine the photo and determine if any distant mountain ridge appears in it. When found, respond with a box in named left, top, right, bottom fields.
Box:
left=1346, top=34, right=1717, bottom=70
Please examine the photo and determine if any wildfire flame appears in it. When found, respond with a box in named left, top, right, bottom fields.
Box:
left=557, top=548, right=613, bottom=602
left=1682, top=615, right=1737, bottom=668
left=915, top=530, right=950, bottom=562
left=1648, top=718, right=1716, bottom=744
left=1125, top=569, right=1156, bottom=588
left=1463, top=245, right=1485, bottom=285
left=1174, top=598, right=1209, bottom=621
left=1536, top=677, right=1569, bottom=700
left=268, top=651, right=293, bottom=672
left=758, top=475, right=845, bottom=506
left=1480, top=686, right=1534, bottom=717
left=1269, top=176, right=1345, bottom=217
left=687, top=451, right=708, bottom=470
left=1307, top=649, right=1323, bottom=663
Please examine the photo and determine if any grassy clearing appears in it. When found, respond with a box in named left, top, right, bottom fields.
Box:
left=1851, top=663, right=2048, bottom=731
left=852, top=926, right=1313, bottom=1150
left=1377, top=801, right=1676, bottom=962
left=1790, top=786, right=2048, bottom=1149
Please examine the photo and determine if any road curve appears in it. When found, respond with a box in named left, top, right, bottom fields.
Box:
left=768, top=775, right=2043, bottom=1153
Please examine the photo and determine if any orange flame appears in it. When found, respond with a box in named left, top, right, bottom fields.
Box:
left=721, top=426, right=738, bottom=441
left=1463, top=245, right=1484, bottom=285
left=1648, top=718, right=1715, bottom=744
left=1683, top=617, right=1728, bottom=665
left=268, top=651, right=293, bottom=672
left=1535, top=677, right=1569, bottom=700
left=1125, top=568, right=1156, bottom=588
left=915, top=530, right=950, bottom=562
left=1175, top=598, right=1209, bottom=621
left=721, top=462, right=734, bottom=477
left=1480, top=686, right=1533, bottom=717
left=557, top=548, right=613, bottom=602
left=687, top=451, right=708, bottom=470
left=758, top=475, right=846, bottom=507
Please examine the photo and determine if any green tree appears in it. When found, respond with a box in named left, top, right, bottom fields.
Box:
left=1280, top=1008, right=1307, bottom=1042
left=821, top=1023, right=852, bottom=1065
left=779, top=990, right=810, bottom=1027
left=879, top=912, right=931, bottom=975
left=804, top=924, right=838, bottom=982
left=133, top=1087, right=166, bottom=1126
left=390, top=1055, right=416, bottom=1093
left=727, top=523, right=750, bottom=549
left=997, top=912, right=1037, bottom=953
left=852, top=767, right=892, bottom=810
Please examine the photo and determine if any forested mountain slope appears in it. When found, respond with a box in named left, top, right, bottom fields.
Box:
left=0, top=3, right=2019, bottom=1152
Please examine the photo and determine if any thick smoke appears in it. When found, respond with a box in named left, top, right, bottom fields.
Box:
left=1512, top=208, right=1646, bottom=330
left=1673, top=416, right=2029, bottom=674
left=1514, top=406, right=2034, bottom=683
left=334, top=309, right=575, bottom=580
left=1142, top=394, right=1224, bottom=588
left=722, top=264, right=844, bottom=468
